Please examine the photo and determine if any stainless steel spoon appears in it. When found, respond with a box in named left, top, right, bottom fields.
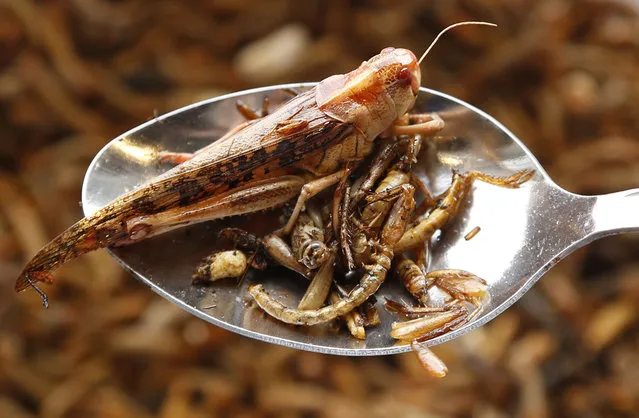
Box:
left=81, top=83, right=639, bottom=356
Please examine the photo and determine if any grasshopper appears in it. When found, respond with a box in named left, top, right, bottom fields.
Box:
left=15, top=22, right=495, bottom=306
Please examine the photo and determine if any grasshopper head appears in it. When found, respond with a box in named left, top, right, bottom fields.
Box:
left=316, top=47, right=422, bottom=139
left=368, top=47, right=421, bottom=117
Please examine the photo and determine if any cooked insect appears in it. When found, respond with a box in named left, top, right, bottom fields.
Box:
left=427, top=269, right=489, bottom=322
left=14, top=20, right=514, bottom=380
left=248, top=179, right=415, bottom=325
left=395, top=255, right=432, bottom=306
left=192, top=250, right=248, bottom=283
left=218, top=227, right=268, bottom=270
left=291, top=212, right=330, bottom=270
left=388, top=267, right=490, bottom=366
left=411, top=341, right=448, bottom=378
left=219, top=227, right=310, bottom=277
left=17, top=28, right=445, bottom=298
left=395, top=169, right=534, bottom=252
left=350, top=133, right=435, bottom=268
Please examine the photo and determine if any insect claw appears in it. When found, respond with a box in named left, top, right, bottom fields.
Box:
left=26, top=276, right=49, bottom=308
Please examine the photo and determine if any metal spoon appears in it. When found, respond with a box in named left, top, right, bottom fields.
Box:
left=81, top=83, right=639, bottom=356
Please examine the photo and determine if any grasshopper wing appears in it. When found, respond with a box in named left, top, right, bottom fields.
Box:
left=16, top=90, right=353, bottom=292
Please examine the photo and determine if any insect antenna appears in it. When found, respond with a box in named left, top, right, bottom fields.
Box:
left=418, top=21, right=497, bottom=65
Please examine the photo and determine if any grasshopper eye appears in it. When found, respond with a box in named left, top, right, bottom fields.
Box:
left=398, top=65, right=421, bottom=95
left=398, top=67, right=413, bottom=84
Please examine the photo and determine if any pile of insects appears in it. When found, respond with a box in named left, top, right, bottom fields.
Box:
left=191, top=115, right=532, bottom=377
left=14, top=22, right=532, bottom=377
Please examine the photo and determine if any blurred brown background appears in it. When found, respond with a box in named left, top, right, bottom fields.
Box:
left=1, top=0, right=639, bottom=417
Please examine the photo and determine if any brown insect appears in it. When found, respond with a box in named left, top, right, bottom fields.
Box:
left=290, top=209, right=330, bottom=270
left=248, top=178, right=415, bottom=325
left=216, top=227, right=310, bottom=277
left=15, top=21, right=496, bottom=307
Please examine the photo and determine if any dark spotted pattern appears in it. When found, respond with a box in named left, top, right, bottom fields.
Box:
left=16, top=92, right=354, bottom=291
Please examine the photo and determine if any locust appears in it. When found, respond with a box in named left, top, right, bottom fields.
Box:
left=15, top=22, right=496, bottom=307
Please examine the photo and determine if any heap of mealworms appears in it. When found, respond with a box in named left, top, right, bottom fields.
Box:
left=1, top=0, right=638, bottom=416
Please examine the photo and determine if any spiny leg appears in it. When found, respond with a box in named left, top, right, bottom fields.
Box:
left=349, top=142, right=400, bottom=209
left=331, top=161, right=357, bottom=239
left=364, top=183, right=414, bottom=205
left=338, top=177, right=355, bottom=271
left=396, top=172, right=471, bottom=251
left=467, top=169, right=535, bottom=188
left=356, top=136, right=423, bottom=230
left=395, top=169, right=534, bottom=252
left=351, top=183, right=415, bottom=263
left=331, top=170, right=349, bottom=238
left=349, top=134, right=422, bottom=211
left=281, top=170, right=346, bottom=236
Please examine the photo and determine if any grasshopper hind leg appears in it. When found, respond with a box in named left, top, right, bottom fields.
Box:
left=121, top=176, right=307, bottom=245
left=281, top=170, right=347, bottom=236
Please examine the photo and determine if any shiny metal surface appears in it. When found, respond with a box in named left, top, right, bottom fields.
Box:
left=81, top=83, right=639, bottom=356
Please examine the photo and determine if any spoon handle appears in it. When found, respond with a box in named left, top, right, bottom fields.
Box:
left=592, top=188, right=639, bottom=236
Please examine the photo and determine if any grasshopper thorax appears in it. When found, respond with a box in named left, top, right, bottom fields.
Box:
left=315, top=47, right=421, bottom=140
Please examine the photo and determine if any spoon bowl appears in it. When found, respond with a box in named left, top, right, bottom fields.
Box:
left=82, top=83, right=639, bottom=356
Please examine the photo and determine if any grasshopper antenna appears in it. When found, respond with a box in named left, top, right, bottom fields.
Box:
left=418, top=21, right=497, bottom=65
